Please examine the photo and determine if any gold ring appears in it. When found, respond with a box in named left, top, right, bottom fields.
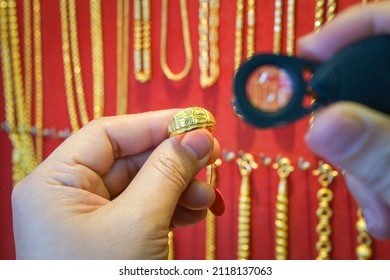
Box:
left=168, top=107, right=216, bottom=137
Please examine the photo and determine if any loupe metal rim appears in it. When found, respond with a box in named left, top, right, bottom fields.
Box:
left=233, top=54, right=317, bottom=128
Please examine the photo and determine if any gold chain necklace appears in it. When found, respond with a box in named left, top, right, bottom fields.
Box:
left=90, top=0, right=104, bottom=118
left=134, top=0, right=151, bottom=83
left=236, top=153, right=258, bottom=260
left=234, top=0, right=255, bottom=71
left=198, top=0, right=220, bottom=88
left=0, top=0, right=37, bottom=184
left=116, top=0, right=130, bottom=114
left=286, top=0, right=295, bottom=56
left=160, top=0, right=193, bottom=81
left=59, top=0, right=90, bottom=131
left=273, top=0, right=283, bottom=54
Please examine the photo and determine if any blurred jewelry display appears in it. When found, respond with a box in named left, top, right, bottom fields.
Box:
left=236, top=152, right=258, bottom=260
left=313, top=162, right=338, bottom=259
left=116, top=0, right=130, bottom=114
left=0, top=0, right=38, bottom=184
left=234, top=0, right=256, bottom=71
left=134, top=0, right=152, bottom=83
left=160, top=0, right=193, bottom=81
left=273, top=157, right=293, bottom=260
left=198, top=0, right=220, bottom=88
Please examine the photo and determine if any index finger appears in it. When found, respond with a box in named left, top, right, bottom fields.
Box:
left=46, top=109, right=180, bottom=175
left=298, top=2, right=390, bottom=62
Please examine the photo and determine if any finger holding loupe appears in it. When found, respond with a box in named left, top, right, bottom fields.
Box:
left=233, top=35, right=390, bottom=129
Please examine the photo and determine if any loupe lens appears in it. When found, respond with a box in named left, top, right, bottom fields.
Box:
left=245, top=65, right=293, bottom=112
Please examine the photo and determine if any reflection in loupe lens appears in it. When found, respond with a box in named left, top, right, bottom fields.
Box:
left=246, top=65, right=293, bottom=112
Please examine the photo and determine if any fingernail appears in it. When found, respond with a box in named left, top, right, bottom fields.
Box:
left=306, top=111, right=365, bottom=157
left=180, top=129, right=212, bottom=160
left=209, top=188, right=225, bottom=216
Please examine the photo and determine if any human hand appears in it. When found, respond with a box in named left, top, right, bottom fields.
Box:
left=11, top=109, right=222, bottom=259
left=298, top=2, right=390, bottom=239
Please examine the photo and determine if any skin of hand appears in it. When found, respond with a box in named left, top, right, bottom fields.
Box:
left=11, top=109, right=222, bottom=259
left=298, top=2, right=390, bottom=239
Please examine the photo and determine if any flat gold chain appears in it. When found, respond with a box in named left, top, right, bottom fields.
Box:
left=234, top=0, right=243, bottom=71
left=198, top=0, right=220, bottom=88
left=90, top=0, right=104, bottom=118
left=134, top=0, right=151, bottom=83
left=117, top=0, right=130, bottom=114
left=0, top=0, right=37, bottom=184
left=23, top=0, right=32, bottom=125
left=160, top=0, right=193, bottom=81
left=246, top=0, right=255, bottom=57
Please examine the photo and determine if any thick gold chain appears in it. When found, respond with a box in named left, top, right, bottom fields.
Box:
left=117, top=0, right=130, bottom=114
left=273, top=158, right=293, bottom=260
left=356, top=208, right=373, bottom=259
left=160, top=0, right=193, bottom=81
left=134, top=0, right=151, bottom=83
left=286, top=0, right=295, bottom=56
left=0, top=0, right=37, bottom=184
left=90, top=0, right=104, bottom=118
left=236, top=153, right=258, bottom=260
left=199, top=0, right=220, bottom=88
left=313, top=163, right=337, bottom=259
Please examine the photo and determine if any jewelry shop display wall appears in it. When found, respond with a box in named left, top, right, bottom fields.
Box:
left=1, top=0, right=390, bottom=260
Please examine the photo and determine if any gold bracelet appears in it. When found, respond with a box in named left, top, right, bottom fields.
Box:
left=160, top=0, right=193, bottom=81
left=273, top=157, right=294, bottom=260
left=198, top=0, right=220, bottom=88
left=313, top=162, right=338, bottom=260
left=236, top=153, right=258, bottom=260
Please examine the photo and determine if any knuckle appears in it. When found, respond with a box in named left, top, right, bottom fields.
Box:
left=152, top=153, right=189, bottom=189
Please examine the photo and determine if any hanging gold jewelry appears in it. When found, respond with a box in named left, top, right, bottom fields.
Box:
left=273, top=157, right=294, bottom=260
left=236, top=152, right=258, bottom=260
left=116, top=0, right=130, bottom=114
left=273, top=0, right=283, bottom=54
left=312, top=162, right=338, bottom=260
left=167, top=230, right=175, bottom=260
left=134, top=0, right=151, bottom=83
left=234, top=0, right=256, bottom=71
left=356, top=208, right=373, bottom=260
left=59, top=0, right=90, bottom=131
left=0, top=0, right=38, bottom=184
left=90, top=0, right=105, bottom=118
left=286, top=0, right=295, bottom=56
left=160, top=0, right=193, bottom=81
left=198, top=0, right=220, bottom=88
left=205, top=159, right=221, bottom=260
left=314, top=0, right=337, bottom=31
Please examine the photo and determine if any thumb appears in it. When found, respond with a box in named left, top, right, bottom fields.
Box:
left=114, top=129, right=214, bottom=227
left=305, top=102, right=390, bottom=238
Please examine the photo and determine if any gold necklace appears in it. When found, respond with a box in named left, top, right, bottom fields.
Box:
left=234, top=0, right=256, bottom=71
left=356, top=209, right=373, bottom=259
left=90, top=0, right=104, bottom=118
left=273, top=0, right=283, bottom=54
left=286, top=0, right=295, bottom=56
left=59, top=0, right=90, bottom=131
left=117, top=0, right=130, bottom=114
left=273, top=157, right=294, bottom=260
left=236, top=153, right=258, bottom=260
left=198, top=0, right=220, bottom=88
left=134, top=0, right=151, bottom=83
left=0, top=0, right=37, bottom=184
left=160, top=0, right=193, bottom=81
left=313, top=162, right=338, bottom=259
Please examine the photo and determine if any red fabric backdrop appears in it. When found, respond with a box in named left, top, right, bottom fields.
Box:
left=1, top=0, right=390, bottom=260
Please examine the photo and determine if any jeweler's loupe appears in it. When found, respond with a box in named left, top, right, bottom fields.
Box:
left=233, top=35, right=390, bottom=128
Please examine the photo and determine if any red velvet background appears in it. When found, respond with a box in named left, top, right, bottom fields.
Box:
left=2, top=0, right=390, bottom=260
